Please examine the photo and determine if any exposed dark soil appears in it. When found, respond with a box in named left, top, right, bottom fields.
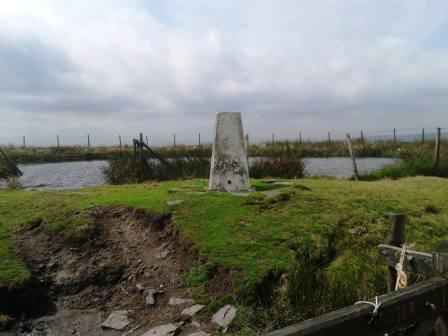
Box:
left=1, top=206, right=223, bottom=335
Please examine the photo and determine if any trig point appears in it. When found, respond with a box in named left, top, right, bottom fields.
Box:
left=208, top=112, right=250, bottom=192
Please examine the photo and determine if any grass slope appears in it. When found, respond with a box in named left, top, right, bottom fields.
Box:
left=1, top=177, right=448, bottom=316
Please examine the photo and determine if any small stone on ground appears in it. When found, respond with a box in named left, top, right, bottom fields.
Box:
left=187, top=331, right=211, bottom=336
left=168, top=297, right=194, bottom=305
left=166, top=200, right=185, bottom=206
left=212, top=305, right=237, bottom=331
left=140, top=323, right=179, bottom=336
left=101, top=310, right=132, bottom=331
left=181, top=304, right=205, bottom=317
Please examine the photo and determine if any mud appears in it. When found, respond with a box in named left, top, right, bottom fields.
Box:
left=1, top=206, right=220, bottom=336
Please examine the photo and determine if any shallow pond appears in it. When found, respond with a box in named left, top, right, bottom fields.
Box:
left=5, top=157, right=396, bottom=190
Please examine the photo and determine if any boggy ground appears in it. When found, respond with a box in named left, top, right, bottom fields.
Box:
left=2, top=206, right=221, bottom=336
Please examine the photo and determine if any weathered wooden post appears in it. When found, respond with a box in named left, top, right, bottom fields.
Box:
left=145, top=136, right=149, bottom=145
left=119, top=135, right=122, bottom=149
left=346, top=133, right=359, bottom=180
left=209, top=112, right=250, bottom=192
left=22, top=136, right=26, bottom=148
left=386, top=213, right=406, bottom=292
left=435, top=127, right=441, bottom=167
left=393, top=128, right=397, bottom=143
left=57, top=135, right=60, bottom=148
left=272, top=133, right=275, bottom=144
left=87, top=134, right=91, bottom=148
left=139, top=133, right=144, bottom=163
left=198, top=133, right=201, bottom=146
left=360, top=130, right=365, bottom=143
left=328, top=132, right=331, bottom=142
left=299, top=132, right=302, bottom=144
left=173, top=133, right=176, bottom=147
left=422, top=128, right=425, bottom=143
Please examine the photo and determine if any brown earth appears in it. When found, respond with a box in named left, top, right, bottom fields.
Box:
left=1, top=206, right=226, bottom=336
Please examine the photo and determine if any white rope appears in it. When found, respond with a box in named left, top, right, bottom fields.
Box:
left=354, top=296, right=382, bottom=316
left=395, top=244, right=408, bottom=291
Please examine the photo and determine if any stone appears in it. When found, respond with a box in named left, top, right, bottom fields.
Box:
left=157, top=250, right=170, bottom=259
left=187, top=332, right=211, bottom=336
left=168, top=297, right=194, bottom=305
left=101, top=310, right=132, bottom=330
left=191, top=321, right=201, bottom=328
left=136, top=283, right=145, bottom=292
left=166, top=200, right=185, bottom=206
left=181, top=304, right=205, bottom=317
left=140, top=323, right=179, bottom=336
left=145, top=289, right=163, bottom=306
left=212, top=305, right=237, bottom=331
left=208, top=112, right=250, bottom=192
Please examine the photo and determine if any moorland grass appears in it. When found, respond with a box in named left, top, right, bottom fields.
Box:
left=1, top=177, right=448, bottom=330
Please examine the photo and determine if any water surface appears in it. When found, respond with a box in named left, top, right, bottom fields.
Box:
left=4, top=157, right=396, bottom=190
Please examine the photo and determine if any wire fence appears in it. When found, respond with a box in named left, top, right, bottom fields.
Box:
left=0, top=127, right=447, bottom=148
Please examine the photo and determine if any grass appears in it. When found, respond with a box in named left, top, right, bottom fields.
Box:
left=2, top=177, right=448, bottom=330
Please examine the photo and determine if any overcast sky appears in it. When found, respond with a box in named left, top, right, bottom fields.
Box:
left=1, top=0, right=448, bottom=145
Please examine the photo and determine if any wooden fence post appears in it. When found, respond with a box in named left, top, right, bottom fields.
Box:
left=198, top=133, right=201, bottom=146
left=272, top=133, right=275, bottom=144
left=173, top=133, right=176, bottom=147
left=346, top=133, right=359, bottom=180
left=422, top=128, right=425, bottom=143
left=360, top=130, right=365, bottom=143
left=119, top=135, right=122, bottom=149
left=22, top=136, right=26, bottom=148
left=393, top=128, right=397, bottom=143
left=299, top=132, right=302, bottom=144
left=386, top=213, right=406, bottom=292
left=57, top=135, right=60, bottom=148
left=139, top=133, right=144, bottom=163
left=87, top=134, right=91, bottom=148
left=435, top=128, right=441, bottom=167
left=328, top=132, right=331, bottom=142
left=145, top=136, right=149, bottom=145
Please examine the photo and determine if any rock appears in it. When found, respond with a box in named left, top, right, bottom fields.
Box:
left=157, top=250, right=170, bottom=259
left=102, top=310, right=132, bottom=331
left=181, top=304, right=205, bottom=317
left=140, top=323, right=179, bottom=336
left=187, top=332, right=211, bottom=336
left=145, top=289, right=164, bottom=306
left=212, top=305, right=237, bottom=331
left=166, top=200, right=185, bottom=206
left=168, top=297, right=194, bottom=306
left=191, top=321, right=201, bottom=328
left=136, top=283, right=145, bottom=292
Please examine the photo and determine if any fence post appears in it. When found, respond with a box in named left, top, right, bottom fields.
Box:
left=299, top=132, right=302, bottom=144
left=386, top=213, right=406, bottom=292
left=139, top=133, right=144, bottom=163
left=119, top=135, right=122, bottom=149
left=422, top=128, right=425, bottom=143
left=346, top=133, right=359, bottom=180
left=57, top=135, right=60, bottom=148
left=360, top=130, right=365, bottom=143
left=272, top=133, right=275, bottom=144
left=145, top=136, right=149, bottom=145
left=198, top=133, right=201, bottom=146
left=328, top=132, right=331, bottom=142
left=173, top=133, right=176, bottom=147
left=87, top=134, right=91, bottom=148
left=22, top=136, right=26, bottom=148
left=435, top=127, right=441, bottom=167
left=393, top=128, right=396, bottom=143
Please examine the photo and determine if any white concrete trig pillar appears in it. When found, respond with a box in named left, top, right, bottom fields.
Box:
left=208, top=112, right=250, bottom=192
